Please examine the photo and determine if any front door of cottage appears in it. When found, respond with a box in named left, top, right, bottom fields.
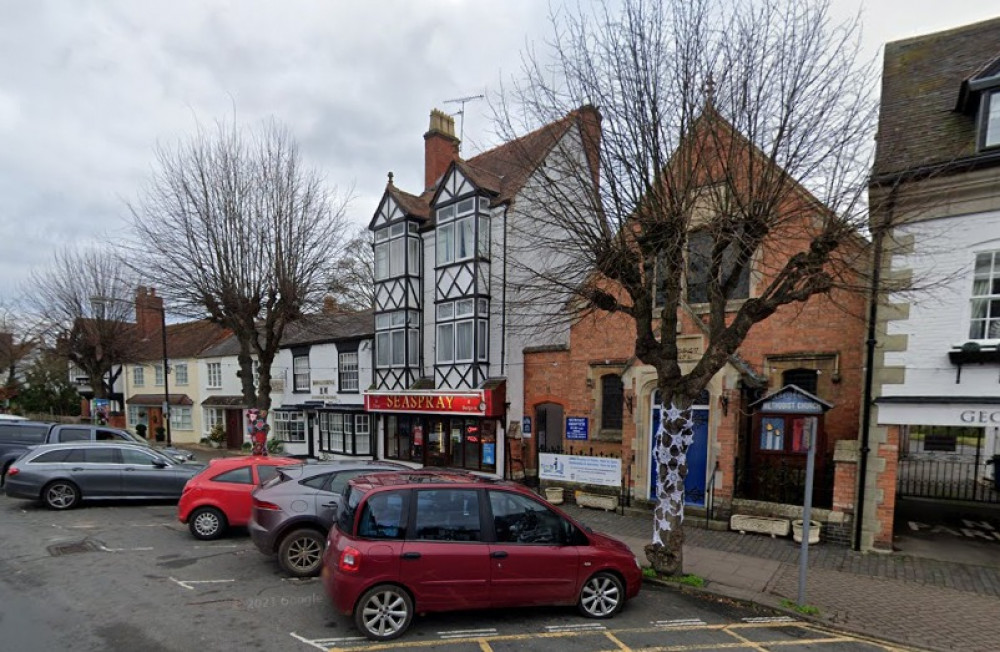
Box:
left=225, top=409, right=243, bottom=450
left=649, top=390, right=709, bottom=506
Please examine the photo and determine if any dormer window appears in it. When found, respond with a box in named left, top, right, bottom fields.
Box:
left=983, top=89, right=1000, bottom=149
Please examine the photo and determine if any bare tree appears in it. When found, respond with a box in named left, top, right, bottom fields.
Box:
left=0, top=300, right=36, bottom=392
left=325, top=224, right=375, bottom=311
left=28, top=247, right=138, bottom=400
left=497, top=0, right=876, bottom=574
left=126, top=119, right=351, bottom=409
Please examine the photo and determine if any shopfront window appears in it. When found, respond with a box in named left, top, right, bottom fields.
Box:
left=382, top=413, right=496, bottom=472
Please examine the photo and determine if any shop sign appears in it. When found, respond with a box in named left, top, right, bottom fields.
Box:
left=365, top=392, right=485, bottom=415
left=539, top=453, right=621, bottom=487
left=482, top=443, right=496, bottom=465
left=566, top=417, right=589, bottom=440
left=522, top=416, right=532, bottom=437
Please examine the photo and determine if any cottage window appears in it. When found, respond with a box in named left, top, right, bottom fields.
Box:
left=170, top=407, right=193, bottom=431
left=132, top=366, right=144, bottom=387
left=174, top=363, right=188, bottom=386
left=293, top=354, right=310, bottom=392
left=274, top=411, right=306, bottom=443
left=983, top=90, right=1000, bottom=149
left=339, top=352, right=359, bottom=392
left=206, top=362, right=222, bottom=389
left=970, top=250, right=1000, bottom=340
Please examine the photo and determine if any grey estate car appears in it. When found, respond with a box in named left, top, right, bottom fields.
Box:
left=248, top=460, right=405, bottom=577
left=3, top=442, right=206, bottom=509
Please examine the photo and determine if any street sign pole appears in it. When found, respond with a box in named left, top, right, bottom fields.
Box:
left=797, top=417, right=817, bottom=606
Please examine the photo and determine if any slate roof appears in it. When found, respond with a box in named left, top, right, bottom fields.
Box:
left=198, top=310, right=374, bottom=358
left=131, top=320, right=230, bottom=363
left=873, top=16, right=1000, bottom=179
left=382, top=106, right=601, bottom=224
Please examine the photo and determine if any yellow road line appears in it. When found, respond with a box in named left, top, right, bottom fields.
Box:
left=604, top=630, right=632, bottom=651
left=477, top=640, right=492, bottom=652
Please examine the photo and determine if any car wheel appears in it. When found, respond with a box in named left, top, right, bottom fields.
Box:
left=189, top=507, right=227, bottom=540
left=277, top=529, right=325, bottom=577
left=578, top=571, right=624, bottom=618
left=43, top=480, right=80, bottom=510
left=354, top=584, right=413, bottom=641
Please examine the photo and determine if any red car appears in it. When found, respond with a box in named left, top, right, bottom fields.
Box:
left=322, top=470, right=642, bottom=641
left=178, top=455, right=299, bottom=540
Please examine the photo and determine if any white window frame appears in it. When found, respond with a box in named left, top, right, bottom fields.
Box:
left=154, top=364, right=165, bottom=386
left=970, top=250, right=1000, bottom=341
left=203, top=407, right=224, bottom=436
left=293, top=354, right=311, bottom=392
left=339, top=352, right=359, bottom=392
left=206, top=362, right=222, bottom=389
left=274, top=411, right=306, bottom=443
left=132, top=366, right=144, bottom=387
left=375, top=310, right=418, bottom=370
left=174, top=363, right=188, bottom=386
left=171, top=406, right=193, bottom=431
left=355, top=414, right=371, bottom=455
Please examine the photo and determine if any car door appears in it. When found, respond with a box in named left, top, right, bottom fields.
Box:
left=399, top=488, right=491, bottom=612
left=211, top=464, right=256, bottom=524
left=486, top=489, right=582, bottom=608
left=77, top=447, right=123, bottom=497
left=120, top=448, right=182, bottom=497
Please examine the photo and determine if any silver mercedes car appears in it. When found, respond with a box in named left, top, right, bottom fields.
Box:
left=3, top=442, right=206, bottom=509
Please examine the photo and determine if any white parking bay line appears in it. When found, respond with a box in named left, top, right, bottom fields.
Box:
left=652, top=618, right=708, bottom=627
left=97, top=544, right=154, bottom=552
left=438, top=628, right=498, bottom=639
left=741, top=616, right=797, bottom=623
left=545, top=623, right=607, bottom=632
left=169, top=577, right=236, bottom=590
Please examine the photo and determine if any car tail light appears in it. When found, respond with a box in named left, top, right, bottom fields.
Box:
left=252, top=497, right=281, bottom=511
left=338, top=546, right=361, bottom=573
left=6, top=466, right=18, bottom=477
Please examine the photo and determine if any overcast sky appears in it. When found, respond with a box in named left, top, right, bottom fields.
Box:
left=2, top=0, right=998, bottom=305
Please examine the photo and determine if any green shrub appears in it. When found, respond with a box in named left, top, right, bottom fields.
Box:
left=241, top=442, right=252, bottom=452
left=659, top=573, right=705, bottom=587
left=135, top=423, right=148, bottom=439
left=780, top=599, right=820, bottom=616
left=266, top=438, right=284, bottom=454
left=208, top=424, right=226, bottom=446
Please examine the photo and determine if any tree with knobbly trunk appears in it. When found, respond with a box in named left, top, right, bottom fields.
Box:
left=126, top=119, right=351, bottom=410
left=497, top=0, right=875, bottom=575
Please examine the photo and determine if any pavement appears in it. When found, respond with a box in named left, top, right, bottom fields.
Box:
left=558, top=502, right=1000, bottom=652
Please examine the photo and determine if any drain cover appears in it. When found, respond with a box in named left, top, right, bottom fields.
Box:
left=47, top=539, right=101, bottom=556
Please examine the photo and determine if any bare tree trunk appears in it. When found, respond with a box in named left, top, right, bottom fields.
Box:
left=645, top=397, right=695, bottom=574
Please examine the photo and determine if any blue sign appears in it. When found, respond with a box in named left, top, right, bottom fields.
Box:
left=482, top=443, right=496, bottom=465
left=522, top=416, right=532, bottom=436
left=566, top=417, right=589, bottom=440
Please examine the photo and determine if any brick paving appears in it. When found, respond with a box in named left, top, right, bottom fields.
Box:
left=559, top=503, right=1000, bottom=651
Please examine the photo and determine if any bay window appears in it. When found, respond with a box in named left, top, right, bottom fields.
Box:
left=374, top=222, right=416, bottom=280
left=375, top=310, right=419, bottom=369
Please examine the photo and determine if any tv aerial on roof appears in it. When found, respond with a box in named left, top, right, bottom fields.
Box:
left=444, top=94, right=485, bottom=151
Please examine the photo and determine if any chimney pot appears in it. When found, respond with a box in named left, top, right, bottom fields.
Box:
left=424, top=108, right=460, bottom=191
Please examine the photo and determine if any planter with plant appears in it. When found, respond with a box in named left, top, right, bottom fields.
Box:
left=135, top=423, right=148, bottom=440
left=208, top=424, right=227, bottom=449
left=155, top=426, right=165, bottom=442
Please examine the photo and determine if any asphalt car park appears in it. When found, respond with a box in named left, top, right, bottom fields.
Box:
left=0, top=491, right=907, bottom=651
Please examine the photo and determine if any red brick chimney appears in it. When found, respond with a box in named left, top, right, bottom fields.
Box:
left=134, top=286, right=163, bottom=337
left=424, top=109, right=460, bottom=191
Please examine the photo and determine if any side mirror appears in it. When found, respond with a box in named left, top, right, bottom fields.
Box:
left=153, top=460, right=168, bottom=469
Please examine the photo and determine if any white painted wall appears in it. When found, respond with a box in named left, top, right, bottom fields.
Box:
left=884, top=208, right=1000, bottom=397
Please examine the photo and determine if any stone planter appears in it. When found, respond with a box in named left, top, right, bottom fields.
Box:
left=544, top=487, right=565, bottom=504
left=792, top=519, right=821, bottom=544
left=575, top=491, right=617, bottom=511
left=730, top=514, right=791, bottom=538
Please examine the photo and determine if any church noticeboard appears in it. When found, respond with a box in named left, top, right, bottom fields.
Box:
left=759, top=388, right=826, bottom=415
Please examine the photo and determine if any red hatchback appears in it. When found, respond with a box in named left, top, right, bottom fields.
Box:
left=322, top=470, right=642, bottom=641
left=178, top=455, right=299, bottom=540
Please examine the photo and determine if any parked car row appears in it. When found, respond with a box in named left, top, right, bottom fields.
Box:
left=2, top=442, right=642, bottom=641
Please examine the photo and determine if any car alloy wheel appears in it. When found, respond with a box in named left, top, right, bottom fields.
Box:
left=277, top=529, right=325, bottom=577
left=189, top=507, right=226, bottom=540
left=44, top=481, right=80, bottom=510
left=578, top=571, right=624, bottom=618
left=354, top=584, right=413, bottom=641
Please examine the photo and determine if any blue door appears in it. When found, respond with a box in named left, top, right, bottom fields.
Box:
left=650, top=391, right=709, bottom=506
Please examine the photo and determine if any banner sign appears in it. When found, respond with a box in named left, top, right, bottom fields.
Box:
left=566, top=417, right=589, bottom=440
left=365, top=391, right=485, bottom=415
left=539, top=453, right=621, bottom=487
